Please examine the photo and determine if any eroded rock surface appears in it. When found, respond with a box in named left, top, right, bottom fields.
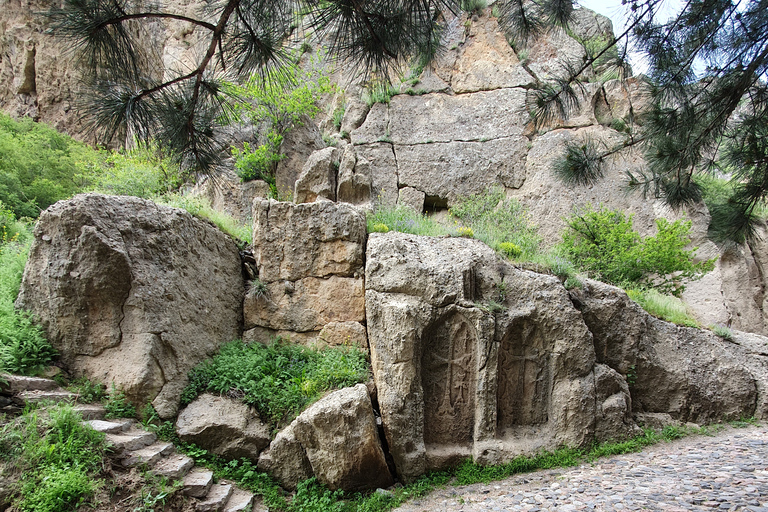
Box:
left=16, top=194, right=243, bottom=417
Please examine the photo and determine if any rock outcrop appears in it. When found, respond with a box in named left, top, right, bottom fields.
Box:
left=243, top=199, right=367, bottom=345
left=365, top=232, right=768, bottom=482
left=15, top=194, right=243, bottom=418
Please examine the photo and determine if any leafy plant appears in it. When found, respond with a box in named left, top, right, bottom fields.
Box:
left=0, top=403, right=107, bottom=512
left=66, top=378, right=106, bottom=404
left=85, top=143, right=182, bottom=198
left=0, top=235, right=54, bottom=376
left=498, top=242, right=522, bottom=258
left=559, top=204, right=715, bottom=296
left=104, top=385, right=137, bottom=419
left=456, top=226, right=474, bottom=238
left=460, top=0, right=487, bottom=14
left=180, top=339, right=369, bottom=428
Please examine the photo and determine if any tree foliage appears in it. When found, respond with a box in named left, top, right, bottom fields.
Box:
left=559, top=204, right=715, bottom=296
left=551, top=0, right=768, bottom=243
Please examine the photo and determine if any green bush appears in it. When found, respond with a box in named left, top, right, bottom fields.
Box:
left=559, top=204, right=716, bottom=295
left=0, top=113, right=103, bottom=219
left=228, top=56, right=333, bottom=193
left=450, top=188, right=542, bottom=258
left=104, top=385, right=137, bottom=419
left=181, top=339, right=369, bottom=428
left=86, top=143, right=182, bottom=198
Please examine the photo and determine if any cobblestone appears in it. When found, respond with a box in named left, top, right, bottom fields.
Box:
left=393, top=425, right=768, bottom=512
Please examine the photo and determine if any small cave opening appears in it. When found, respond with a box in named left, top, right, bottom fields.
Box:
left=423, top=194, right=449, bottom=215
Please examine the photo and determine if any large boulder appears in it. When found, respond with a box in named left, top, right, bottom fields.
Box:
left=365, top=232, right=623, bottom=481
left=176, top=393, right=271, bottom=459
left=259, top=384, right=393, bottom=492
left=16, top=194, right=243, bottom=418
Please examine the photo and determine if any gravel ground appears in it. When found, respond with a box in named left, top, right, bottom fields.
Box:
left=392, top=425, right=768, bottom=512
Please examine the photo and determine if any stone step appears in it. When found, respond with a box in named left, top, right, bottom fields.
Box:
left=184, top=468, right=214, bottom=498
left=196, top=482, right=233, bottom=512
left=151, top=453, right=195, bottom=480
left=106, top=430, right=157, bottom=452
left=222, top=488, right=255, bottom=512
left=121, top=441, right=174, bottom=467
left=18, top=389, right=77, bottom=404
left=74, top=403, right=107, bottom=420
left=86, top=419, right=133, bottom=434
left=2, top=375, right=60, bottom=393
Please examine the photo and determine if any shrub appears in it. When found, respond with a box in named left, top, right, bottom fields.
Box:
left=181, top=339, right=369, bottom=428
left=559, top=204, right=716, bottom=296
left=0, top=113, right=103, bottom=219
left=710, top=323, right=734, bottom=341
left=457, top=226, right=474, bottom=238
left=498, top=242, right=522, bottom=258
left=371, top=223, right=390, bottom=233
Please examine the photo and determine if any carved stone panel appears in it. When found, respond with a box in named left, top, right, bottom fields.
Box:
left=421, top=312, right=477, bottom=445
left=497, top=319, right=551, bottom=432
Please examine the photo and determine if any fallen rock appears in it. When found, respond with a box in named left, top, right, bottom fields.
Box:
left=292, top=384, right=393, bottom=492
left=16, top=194, right=243, bottom=418
left=257, top=423, right=313, bottom=491
left=275, top=119, right=326, bottom=199
left=176, top=393, right=271, bottom=460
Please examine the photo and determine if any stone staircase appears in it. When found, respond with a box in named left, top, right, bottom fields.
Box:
left=1, top=374, right=263, bottom=512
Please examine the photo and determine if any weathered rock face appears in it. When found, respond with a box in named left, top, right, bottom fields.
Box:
left=258, top=384, right=392, bottom=492
left=176, top=393, right=271, bottom=459
left=16, top=194, right=243, bottom=418
left=244, top=199, right=367, bottom=345
left=294, top=147, right=338, bottom=204
left=571, top=280, right=767, bottom=424
left=365, top=232, right=627, bottom=481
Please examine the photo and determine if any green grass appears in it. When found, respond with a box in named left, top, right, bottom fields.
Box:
left=0, top=403, right=107, bottom=512
left=103, top=384, right=137, bottom=419
left=449, top=188, right=542, bottom=259
left=710, top=323, right=735, bottom=340
left=180, top=339, right=369, bottom=428
left=366, top=205, right=453, bottom=237
left=363, top=83, right=399, bottom=106
left=626, top=288, right=700, bottom=327
left=155, top=192, right=252, bottom=245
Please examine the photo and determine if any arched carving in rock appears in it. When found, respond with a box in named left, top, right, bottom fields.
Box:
left=421, top=312, right=477, bottom=445
left=496, top=319, right=551, bottom=433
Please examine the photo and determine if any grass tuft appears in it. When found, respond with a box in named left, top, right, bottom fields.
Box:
left=155, top=193, right=252, bottom=245
left=626, top=288, right=700, bottom=327
left=367, top=205, right=452, bottom=237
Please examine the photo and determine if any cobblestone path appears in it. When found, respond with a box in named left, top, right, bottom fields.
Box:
left=393, top=425, right=768, bottom=512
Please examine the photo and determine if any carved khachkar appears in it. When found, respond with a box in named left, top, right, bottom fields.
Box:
left=497, top=319, right=550, bottom=432
left=422, top=313, right=477, bottom=445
